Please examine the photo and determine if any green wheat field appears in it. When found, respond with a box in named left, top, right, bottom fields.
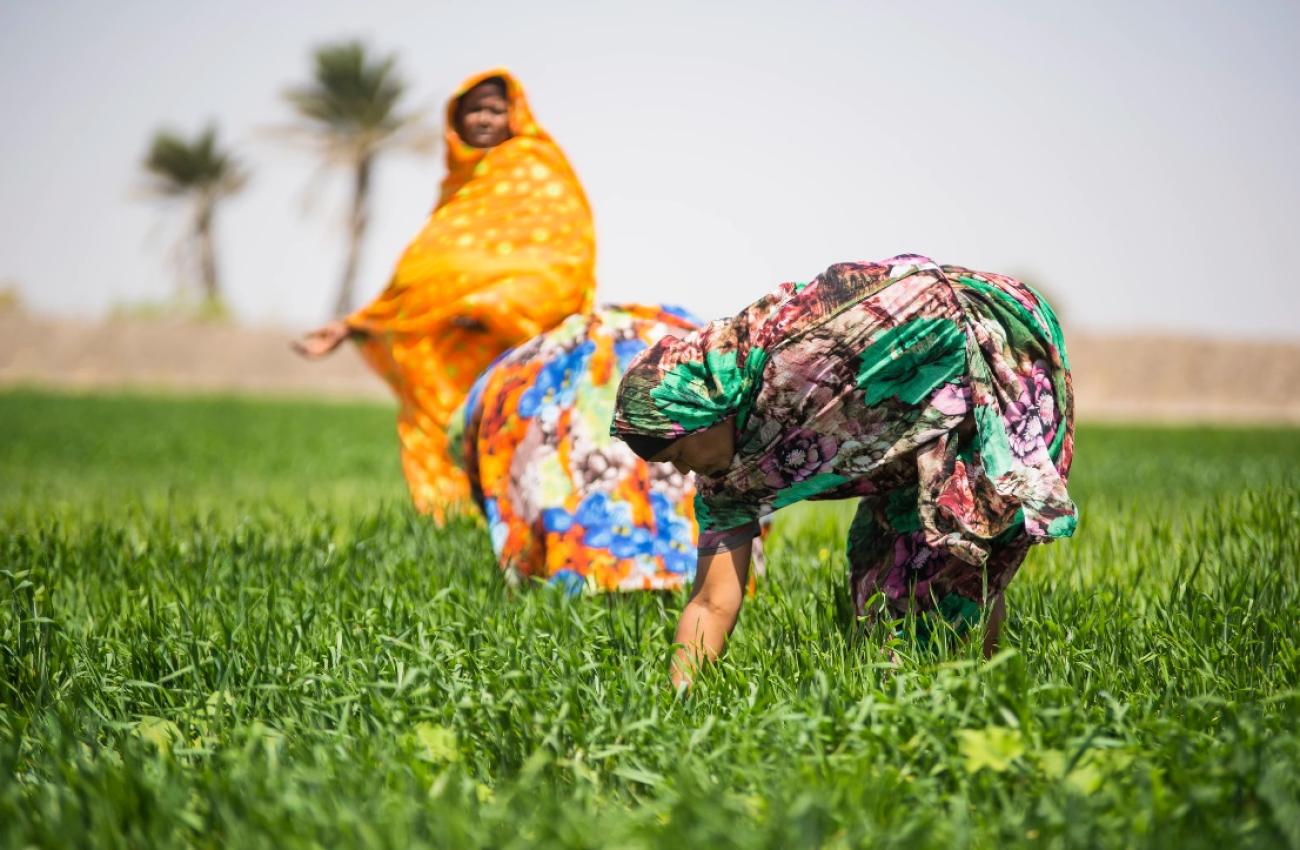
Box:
left=2, top=388, right=1298, bottom=849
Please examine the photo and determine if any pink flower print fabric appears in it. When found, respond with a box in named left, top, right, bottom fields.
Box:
left=612, top=255, right=1077, bottom=622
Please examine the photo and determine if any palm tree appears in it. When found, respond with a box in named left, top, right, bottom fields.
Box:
left=284, top=41, right=433, bottom=316
left=142, top=125, right=247, bottom=309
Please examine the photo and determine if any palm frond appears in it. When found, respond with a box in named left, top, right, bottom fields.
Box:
left=284, top=41, right=412, bottom=149
left=143, top=125, right=248, bottom=198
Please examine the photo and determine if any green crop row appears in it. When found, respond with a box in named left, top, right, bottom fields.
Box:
left=1, top=389, right=1297, bottom=849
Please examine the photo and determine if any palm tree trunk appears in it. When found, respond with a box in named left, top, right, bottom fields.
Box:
left=333, top=153, right=372, bottom=316
left=196, top=197, right=219, bottom=305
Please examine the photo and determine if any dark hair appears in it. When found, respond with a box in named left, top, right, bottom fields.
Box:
left=465, top=76, right=508, bottom=102
left=619, top=432, right=675, bottom=462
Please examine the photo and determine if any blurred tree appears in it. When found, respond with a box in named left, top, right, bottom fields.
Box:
left=283, top=41, right=434, bottom=316
left=143, top=125, right=247, bottom=311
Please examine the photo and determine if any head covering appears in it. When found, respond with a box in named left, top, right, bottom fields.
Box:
left=610, top=323, right=769, bottom=444
left=439, top=68, right=547, bottom=207
left=349, top=66, right=595, bottom=339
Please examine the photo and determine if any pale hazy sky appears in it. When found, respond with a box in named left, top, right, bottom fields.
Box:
left=2, top=0, right=1298, bottom=337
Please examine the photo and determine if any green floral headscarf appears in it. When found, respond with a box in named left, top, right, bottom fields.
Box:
left=611, top=323, right=769, bottom=444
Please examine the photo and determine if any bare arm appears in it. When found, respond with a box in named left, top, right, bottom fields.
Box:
left=292, top=320, right=355, bottom=359
left=671, top=540, right=752, bottom=690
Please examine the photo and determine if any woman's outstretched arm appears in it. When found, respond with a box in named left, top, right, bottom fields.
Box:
left=671, top=540, right=752, bottom=690
left=292, top=320, right=356, bottom=359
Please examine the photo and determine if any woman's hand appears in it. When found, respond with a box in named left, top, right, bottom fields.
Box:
left=292, top=320, right=352, bottom=359
left=671, top=541, right=753, bottom=690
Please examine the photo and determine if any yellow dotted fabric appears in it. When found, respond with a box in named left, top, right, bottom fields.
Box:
left=347, top=69, right=596, bottom=520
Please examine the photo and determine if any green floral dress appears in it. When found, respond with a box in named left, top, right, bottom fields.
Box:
left=611, top=255, right=1076, bottom=626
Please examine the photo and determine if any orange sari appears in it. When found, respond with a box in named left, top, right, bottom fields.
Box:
left=347, top=69, right=596, bottom=518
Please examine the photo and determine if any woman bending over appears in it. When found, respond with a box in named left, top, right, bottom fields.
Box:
left=610, top=254, right=1077, bottom=687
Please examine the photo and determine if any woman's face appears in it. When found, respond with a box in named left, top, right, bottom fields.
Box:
left=649, top=422, right=735, bottom=478
left=456, top=82, right=511, bottom=148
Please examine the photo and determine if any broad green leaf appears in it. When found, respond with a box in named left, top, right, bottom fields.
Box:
left=414, top=722, right=460, bottom=764
left=134, top=716, right=182, bottom=753
left=957, top=726, right=1025, bottom=774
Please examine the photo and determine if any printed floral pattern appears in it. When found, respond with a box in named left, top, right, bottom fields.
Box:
left=762, top=429, right=838, bottom=487
left=450, top=305, right=706, bottom=592
left=613, top=255, right=1077, bottom=621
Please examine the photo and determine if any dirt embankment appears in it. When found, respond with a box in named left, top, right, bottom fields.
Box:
left=1, top=312, right=1297, bottom=423
left=0, top=312, right=387, bottom=402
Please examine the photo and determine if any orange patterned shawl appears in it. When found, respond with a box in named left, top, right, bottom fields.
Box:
left=347, top=69, right=596, bottom=518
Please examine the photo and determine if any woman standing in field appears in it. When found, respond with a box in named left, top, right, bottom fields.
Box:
left=296, top=70, right=596, bottom=519
left=610, top=254, right=1077, bottom=686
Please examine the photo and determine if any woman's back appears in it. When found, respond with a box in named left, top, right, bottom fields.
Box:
left=452, top=304, right=703, bottom=592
